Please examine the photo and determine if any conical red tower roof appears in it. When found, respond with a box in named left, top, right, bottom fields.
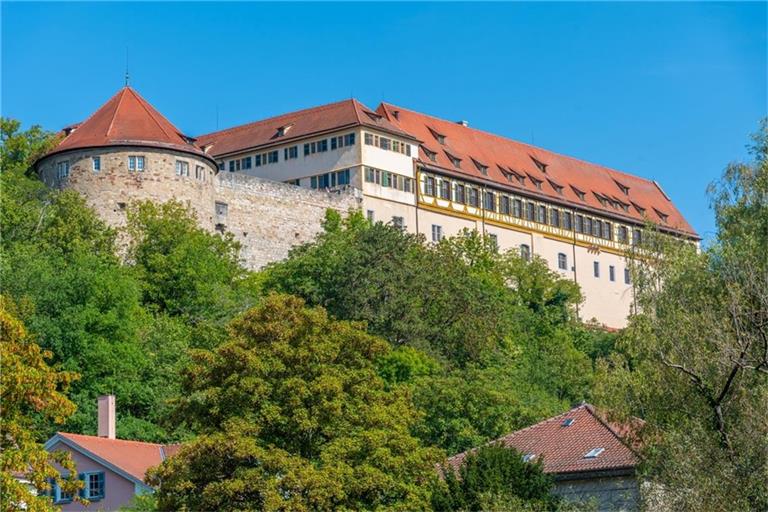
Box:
left=44, top=87, right=216, bottom=166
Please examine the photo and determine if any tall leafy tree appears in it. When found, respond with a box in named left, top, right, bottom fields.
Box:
left=151, top=294, right=441, bottom=511
left=593, top=121, right=768, bottom=510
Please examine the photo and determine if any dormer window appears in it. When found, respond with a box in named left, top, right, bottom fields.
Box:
left=364, top=111, right=383, bottom=122
left=428, top=127, right=446, bottom=145
left=446, top=152, right=461, bottom=168
left=547, top=179, right=563, bottom=195
left=527, top=174, right=542, bottom=190
left=472, top=158, right=488, bottom=175
left=571, top=185, right=586, bottom=201
left=276, top=124, right=293, bottom=137
left=631, top=201, right=646, bottom=215
left=654, top=208, right=669, bottom=223
left=584, top=448, right=605, bottom=459
left=614, top=179, right=630, bottom=195
left=422, top=146, right=438, bottom=162
left=593, top=192, right=607, bottom=207
left=530, top=156, right=548, bottom=173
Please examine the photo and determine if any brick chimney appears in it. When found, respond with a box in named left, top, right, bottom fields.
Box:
left=97, top=395, right=116, bottom=439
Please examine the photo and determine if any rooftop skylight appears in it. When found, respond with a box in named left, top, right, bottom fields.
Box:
left=561, top=418, right=575, bottom=427
left=584, top=448, right=605, bottom=458
left=522, top=453, right=537, bottom=463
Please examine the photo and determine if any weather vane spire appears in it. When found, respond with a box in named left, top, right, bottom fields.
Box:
left=125, top=47, right=130, bottom=87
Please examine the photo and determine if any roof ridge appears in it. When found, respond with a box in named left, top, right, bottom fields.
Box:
left=197, top=98, right=358, bottom=140
left=59, top=431, right=163, bottom=447
left=501, top=404, right=589, bottom=442
left=351, top=98, right=364, bottom=125
left=129, top=87, right=181, bottom=142
left=105, top=88, right=128, bottom=138
left=380, top=102, right=658, bottom=188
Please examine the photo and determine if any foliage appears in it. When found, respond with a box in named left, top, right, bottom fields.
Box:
left=0, top=296, right=82, bottom=512
left=151, top=294, right=441, bottom=511
left=593, top=120, right=768, bottom=510
left=431, top=444, right=557, bottom=512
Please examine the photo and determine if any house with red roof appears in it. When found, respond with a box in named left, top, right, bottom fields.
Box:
left=38, top=87, right=698, bottom=328
left=42, top=396, right=180, bottom=511
left=444, top=404, right=642, bottom=511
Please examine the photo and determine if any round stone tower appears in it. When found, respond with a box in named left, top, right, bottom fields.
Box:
left=35, top=86, right=219, bottom=230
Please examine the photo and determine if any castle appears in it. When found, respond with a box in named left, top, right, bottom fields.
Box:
left=35, top=86, right=699, bottom=328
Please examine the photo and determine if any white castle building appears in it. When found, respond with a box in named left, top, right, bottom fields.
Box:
left=35, top=87, right=699, bottom=328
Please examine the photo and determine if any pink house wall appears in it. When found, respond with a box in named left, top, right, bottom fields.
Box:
left=48, top=441, right=143, bottom=511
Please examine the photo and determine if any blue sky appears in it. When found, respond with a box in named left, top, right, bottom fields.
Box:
left=3, top=2, right=765, bottom=240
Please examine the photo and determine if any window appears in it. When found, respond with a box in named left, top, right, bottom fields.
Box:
left=431, top=224, right=443, bottom=242
left=593, top=261, right=600, bottom=278
left=562, top=418, right=575, bottom=427
left=310, top=176, right=317, bottom=189
left=488, top=233, right=498, bottom=252
left=367, top=210, right=375, bottom=222
left=365, top=167, right=376, bottom=183
left=500, top=196, right=511, bottom=215
left=522, top=453, right=537, bottom=463
left=624, top=268, right=631, bottom=284
left=558, top=253, right=567, bottom=270
left=603, top=221, right=612, bottom=240
left=575, top=215, right=584, bottom=233
left=365, top=133, right=374, bottom=145
left=344, top=133, right=356, bottom=146
left=563, top=212, right=573, bottom=230
left=195, top=165, right=205, bottom=180
left=468, top=188, right=479, bottom=207
left=609, top=265, right=616, bottom=282
left=284, top=146, right=298, bottom=160
left=550, top=208, right=560, bottom=228
left=454, top=184, right=466, bottom=204
left=242, top=156, right=252, bottom=170
left=592, top=219, right=601, bottom=237
left=336, top=168, right=350, bottom=186
left=525, top=202, right=535, bottom=221
left=92, top=156, right=100, bottom=172
left=536, top=205, right=547, bottom=224
left=391, top=216, right=405, bottom=230
left=483, top=191, right=495, bottom=211
left=175, top=160, right=189, bottom=176
left=268, top=150, right=279, bottom=163
left=424, top=147, right=437, bottom=162
left=404, top=177, right=413, bottom=193
left=84, top=472, right=105, bottom=501
left=512, top=199, right=523, bottom=218
left=439, top=180, right=451, bottom=200
left=380, top=137, right=391, bottom=151
left=425, top=176, right=436, bottom=196
left=382, top=171, right=392, bottom=188
left=218, top=162, right=225, bottom=171
left=617, top=226, right=628, bottom=243
left=447, top=154, right=461, bottom=168
left=56, top=161, right=70, bottom=179
left=317, top=140, right=328, bottom=152
left=331, top=137, right=338, bottom=150
left=215, top=202, right=228, bottom=217
left=632, top=228, right=642, bottom=246
left=304, top=143, right=310, bottom=156
left=520, top=244, right=531, bottom=261
left=584, top=448, right=605, bottom=459
left=229, top=160, right=235, bottom=172
left=584, top=217, right=592, bottom=235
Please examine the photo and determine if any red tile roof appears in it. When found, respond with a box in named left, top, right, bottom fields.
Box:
left=377, top=103, right=697, bottom=239
left=56, top=432, right=180, bottom=483
left=43, top=87, right=216, bottom=166
left=196, top=99, right=419, bottom=158
left=444, top=404, right=640, bottom=476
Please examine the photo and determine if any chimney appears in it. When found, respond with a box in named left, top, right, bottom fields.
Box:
left=456, top=120, right=469, bottom=127
left=97, top=395, right=116, bottom=439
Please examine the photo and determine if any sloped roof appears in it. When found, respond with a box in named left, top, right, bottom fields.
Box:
left=53, top=432, right=181, bottom=483
left=196, top=98, right=419, bottom=158
left=42, top=87, right=216, bottom=166
left=377, top=103, right=697, bottom=239
left=444, top=404, right=640, bottom=476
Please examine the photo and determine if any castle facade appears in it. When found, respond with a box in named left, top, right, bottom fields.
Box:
left=35, top=86, right=699, bottom=328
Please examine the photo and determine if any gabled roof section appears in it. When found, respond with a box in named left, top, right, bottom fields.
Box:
left=196, top=98, right=418, bottom=158
left=444, top=404, right=641, bottom=476
left=46, top=432, right=181, bottom=485
left=376, top=102, right=697, bottom=238
left=45, top=87, right=216, bottom=166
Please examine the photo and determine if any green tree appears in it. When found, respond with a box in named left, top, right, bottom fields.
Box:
left=593, top=121, right=768, bottom=510
left=0, top=297, right=82, bottom=512
left=151, top=294, right=441, bottom=511
left=431, top=444, right=557, bottom=511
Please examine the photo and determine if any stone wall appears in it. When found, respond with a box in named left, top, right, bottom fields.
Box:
left=215, top=172, right=361, bottom=269
left=553, top=474, right=639, bottom=511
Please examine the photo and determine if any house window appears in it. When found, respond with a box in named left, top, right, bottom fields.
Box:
left=175, top=160, right=189, bottom=176
left=550, top=208, right=560, bottom=228
left=483, top=191, right=495, bottom=211
left=195, top=165, right=204, bottom=180
left=215, top=202, right=228, bottom=217
left=512, top=199, right=522, bottom=218
left=84, top=471, right=105, bottom=501
left=284, top=146, right=298, bottom=160
left=365, top=133, right=373, bottom=145
left=624, top=268, right=631, bottom=284
left=558, top=253, right=567, bottom=270
left=468, top=188, right=479, bottom=207
left=431, top=224, right=443, bottom=242
left=424, top=148, right=437, bottom=162
left=310, top=176, right=317, bottom=189
left=367, top=210, right=375, bottom=222
left=331, top=137, right=338, bottom=150
left=575, top=215, right=584, bottom=233
left=618, top=226, right=628, bottom=243
left=525, top=202, right=535, bottom=221
left=632, top=228, right=642, bottom=246
left=344, top=133, right=356, bottom=146
left=229, top=160, right=235, bottom=172
left=536, top=205, right=547, bottom=224
left=488, top=233, right=498, bottom=252
left=404, top=177, right=413, bottom=193
left=425, top=176, right=435, bottom=196
left=500, top=196, right=511, bottom=215
left=380, top=138, right=391, bottom=151
left=242, top=156, right=252, bottom=170
left=365, top=167, right=375, bottom=183
left=520, top=244, right=531, bottom=261
left=317, top=140, right=328, bottom=152
left=454, top=184, right=466, bottom=204
left=56, top=161, right=70, bottom=178
left=44, top=477, right=73, bottom=504
left=593, top=261, right=600, bottom=278
left=584, top=217, right=592, bottom=235
left=584, top=448, right=605, bottom=459
left=439, top=180, right=451, bottom=200
left=92, top=156, right=101, bottom=172
left=218, top=162, right=225, bottom=171
left=382, top=171, right=392, bottom=188
left=609, top=265, right=616, bottom=282
left=592, top=219, right=602, bottom=237
left=603, top=222, right=612, bottom=240
left=304, top=143, right=310, bottom=156
left=563, top=212, right=573, bottom=230
left=391, top=216, right=405, bottom=230
left=268, top=150, right=279, bottom=163
left=448, top=154, right=461, bottom=168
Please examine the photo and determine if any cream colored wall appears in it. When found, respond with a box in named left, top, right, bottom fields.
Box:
left=361, top=195, right=417, bottom=231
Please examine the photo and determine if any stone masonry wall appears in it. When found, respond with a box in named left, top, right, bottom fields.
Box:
left=214, top=172, right=361, bottom=269
left=39, top=146, right=361, bottom=271
left=553, top=475, right=639, bottom=511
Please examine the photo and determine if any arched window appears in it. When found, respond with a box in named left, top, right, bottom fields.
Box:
left=520, top=244, right=531, bottom=261
left=558, top=253, right=568, bottom=270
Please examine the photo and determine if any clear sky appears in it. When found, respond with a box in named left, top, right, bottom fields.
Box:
left=2, top=2, right=765, bottom=240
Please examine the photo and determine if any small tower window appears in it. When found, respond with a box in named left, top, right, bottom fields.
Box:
left=558, top=253, right=567, bottom=270
left=92, top=156, right=101, bottom=172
